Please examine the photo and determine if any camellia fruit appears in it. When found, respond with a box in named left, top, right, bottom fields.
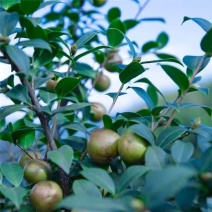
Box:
left=105, top=51, right=123, bottom=72
left=29, top=180, right=63, bottom=212
left=46, top=74, right=62, bottom=92
left=117, top=130, right=149, bottom=164
left=87, top=128, right=120, bottom=164
left=93, top=73, right=110, bottom=92
left=90, top=102, right=106, bottom=122
left=18, top=152, right=42, bottom=168
left=24, top=159, right=52, bottom=184
left=91, top=0, right=107, bottom=7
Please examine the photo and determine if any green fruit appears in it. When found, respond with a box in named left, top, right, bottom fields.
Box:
left=24, top=159, right=52, bottom=184
left=105, top=51, right=122, bottom=72
left=117, top=130, right=149, bottom=164
left=90, top=102, right=106, bottom=122
left=46, top=74, right=62, bottom=91
left=88, top=128, right=120, bottom=164
left=18, top=152, right=42, bottom=168
left=91, top=0, right=107, bottom=7
left=93, top=73, right=110, bottom=92
left=29, top=180, right=63, bottom=212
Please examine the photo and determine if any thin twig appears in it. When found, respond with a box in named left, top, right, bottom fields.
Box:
left=134, top=0, right=151, bottom=19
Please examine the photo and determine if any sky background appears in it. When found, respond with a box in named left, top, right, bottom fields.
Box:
left=0, top=0, right=212, bottom=117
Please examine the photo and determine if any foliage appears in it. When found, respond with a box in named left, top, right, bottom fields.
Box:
left=0, top=0, right=212, bottom=211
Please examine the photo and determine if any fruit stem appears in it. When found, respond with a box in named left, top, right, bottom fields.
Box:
left=16, top=143, right=34, bottom=159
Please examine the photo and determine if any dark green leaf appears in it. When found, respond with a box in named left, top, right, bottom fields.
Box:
left=140, top=58, right=183, bottom=66
left=0, top=11, right=19, bottom=36
left=119, top=62, right=145, bottom=84
left=107, top=7, right=121, bottom=22
left=103, top=115, right=113, bottom=129
left=6, top=45, right=30, bottom=75
left=145, top=146, right=168, bottom=169
left=160, top=65, right=189, bottom=94
left=106, top=92, right=127, bottom=99
left=201, top=28, right=212, bottom=55
left=26, top=24, right=47, bottom=40
left=1, top=163, right=23, bottom=187
left=171, top=140, right=194, bottom=163
left=75, top=31, right=98, bottom=49
left=156, top=126, right=188, bottom=148
left=147, top=85, right=158, bottom=106
left=80, top=168, right=115, bottom=195
left=156, top=53, right=179, bottom=61
left=48, top=145, right=74, bottom=174
left=55, top=77, right=80, bottom=98
left=142, top=41, right=158, bottom=53
left=38, top=0, right=63, bottom=10
left=124, top=19, right=139, bottom=31
left=18, top=129, right=35, bottom=149
left=20, top=0, right=41, bottom=15
left=73, top=179, right=102, bottom=198
left=157, top=32, right=169, bottom=49
left=0, top=0, right=19, bottom=9
left=130, top=87, right=155, bottom=110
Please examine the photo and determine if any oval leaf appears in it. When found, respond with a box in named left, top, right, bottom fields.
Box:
left=75, top=31, right=98, bottom=49
left=201, top=28, right=212, bottom=55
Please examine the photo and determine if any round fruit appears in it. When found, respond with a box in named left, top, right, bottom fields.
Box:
left=24, top=159, right=52, bottom=184
left=90, top=102, right=106, bottom=122
left=105, top=51, right=122, bottom=72
left=87, top=128, right=120, bottom=164
left=18, top=152, right=42, bottom=168
left=46, top=75, right=62, bottom=92
left=117, top=130, right=149, bottom=164
left=29, top=180, right=63, bottom=212
left=91, top=0, right=107, bottom=7
left=93, top=73, right=110, bottom=92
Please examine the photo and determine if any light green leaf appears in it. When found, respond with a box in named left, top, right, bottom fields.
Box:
left=39, top=90, right=57, bottom=104
left=75, top=31, right=98, bottom=49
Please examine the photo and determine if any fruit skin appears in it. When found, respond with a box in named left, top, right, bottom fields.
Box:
left=46, top=75, right=62, bottom=92
left=93, top=73, right=110, bottom=92
left=90, top=102, right=106, bottom=122
left=91, top=0, right=107, bottom=7
left=29, top=180, right=63, bottom=212
left=117, top=130, right=149, bottom=164
left=105, top=51, right=122, bottom=72
left=18, top=152, right=42, bottom=168
left=87, top=128, right=120, bottom=164
left=24, top=159, right=52, bottom=184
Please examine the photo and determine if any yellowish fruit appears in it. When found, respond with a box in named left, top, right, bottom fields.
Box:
left=29, top=180, right=63, bottom=212
left=90, top=102, right=106, bottom=122
left=24, top=159, right=52, bottom=184
left=18, top=152, right=42, bottom=168
left=46, top=75, right=62, bottom=91
left=87, top=128, right=120, bottom=164
left=93, top=73, right=110, bottom=92
left=117, top=130, right=149, bottom=164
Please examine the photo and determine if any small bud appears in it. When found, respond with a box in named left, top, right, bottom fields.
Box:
left=71, top=44, right=77, bottom=56
left=133, top=56, right=142, bottom=62
left=191, top=117, right=201, bottom=129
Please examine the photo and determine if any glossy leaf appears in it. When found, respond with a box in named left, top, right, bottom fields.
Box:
left=171, top=140, right=194, bottom=163
left=80, top=168, right=115, bottom=195
left=157, top=32, right=169, bottom=49
left=182, top=17, right=212, bottom=32
left=0, top=11, right=19, bottom=36
left=147, top=86, right=158, bottom=106
left=130, top=87, right=155, bottom=110
left=161, top=65, right=189, bottom=93
left=75, top=31, right=98, bottom=49
left=1, top=163, right=23, bottom=187
left=73, top=179, right=102, bottom=198
left=48, top=145, right=74, bottom=174
left=107, top=7, right=121, bottom=22
left=116, top=165, right=150, bottom=193
left=5, top=45, right=30, bottom=75
left=142, top=41, right=158, bottom=53
left=129, top=123, right=155, bottom=145
left=55, top=77, right=80, bottom=98
left=201, top=28, right=212, bottom=55
left=145, top=146, right=168, bottom=169
left=20, top=0, right=41, bottom=15
left=124, top=19, right=139, bottom=30
left=18, top=129, right=35, bottom=149
left=156, top=126, right=188, bottom=148
left=0, top=0, right=19, bottom=9
left=119, top=62, right=145, bottom=84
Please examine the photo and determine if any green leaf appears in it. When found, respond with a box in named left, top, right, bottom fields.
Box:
left=103, top=115, right=113, bottom=129
left=183, top=55, right=210, bottom=72
left=53, top=103, right=91, bottom=114
left=201, top=28, right=212, bottom=55
left=0, top=0, right=19, bottom=9
left=26, top=24, right=47, bottom=40
left=62, top=122, right=88, bottom=135
left=160, top=65, right=189, bottom=94
left=17, top=39, right=52, bottom=52
left=129, top=123, right=155, bottom=145
left=106, top=92, right=127, bottom=99
left=0, top=105, right=29, bottom=121
left=80, top=168, right=115, bottom=195
left=73, top=179, right=102, bottom=198
left=57, top=195, right=127, bottom=211
left=156, top=126, right=188, bottom=148
left=107, top=7, right=121, bottom=22
left=200, top=147, right=212, bottom=172
left=142, top=41, right=158, bottom=53
left=20, top=0, right=42, bottom=15
left=116, top=165, right=150, bottom=193
left=0, top=11, right=19, bottom=36
left=130, top=87, right=155, bottom=110
left=55, top=77, right=80, bottom=98
left=18, top=129, right=35, bottom=149
left=0, top=186, right=28, bottom=209
left=1, top=163, right=23, bottom=187
left=157, top=32, right=169, bottom=49
left=140, top=58, right=183, bottom=66
left=147, top=85, right=158, bottom=106
left=48, top=145, right=73, bottom=175
left=6, top=84, right=29, bottom=104
left=107, top=18, right=126, bottom=47
left=182, top=17, right=212, bottom=32
left=75, top=31, right=98, bottom=49
left=144, top=166, right=196, bottom=208
left=5, top=45, right=30, bottom=75
left=145, top=146, right=168, bottom=169
left=119, top=61, right=145, bottom=84
left=39, top=90, right=57, bottom=104
left=124, top=19, right=139, bottom=31
left=171, top=140, right=194, bottom=163
left=0, top=172, right=2, bottom=184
